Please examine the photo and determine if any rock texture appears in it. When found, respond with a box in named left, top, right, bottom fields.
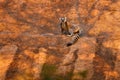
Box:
left=0, top=45, right=18, bottom=80
left=0, top=0, right=120, bottom=80
left=57, top=37, right=96, bottom=80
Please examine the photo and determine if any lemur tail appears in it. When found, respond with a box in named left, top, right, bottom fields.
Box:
left=66, top=33, right=81, bottom=46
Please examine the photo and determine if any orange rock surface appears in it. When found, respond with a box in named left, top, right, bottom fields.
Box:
left=0, top=0, right=120, bottom=80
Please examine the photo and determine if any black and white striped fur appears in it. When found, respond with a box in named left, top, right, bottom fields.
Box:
left=59, top=17, right=83, bottom=46
left=66, top=28, right=83, bottom=46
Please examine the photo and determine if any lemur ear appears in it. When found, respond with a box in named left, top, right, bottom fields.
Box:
left=64, top=17, right=67, bottom=21
left=59, top=18, right=62, bottom=21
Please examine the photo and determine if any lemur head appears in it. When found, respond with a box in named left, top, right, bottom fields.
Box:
left=59, top=17, right=67, bottom=23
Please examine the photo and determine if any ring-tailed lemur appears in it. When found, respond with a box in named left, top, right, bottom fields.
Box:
left=59, top=17, right=83, bottom=46
left=59, top=17, right=71, bottom=35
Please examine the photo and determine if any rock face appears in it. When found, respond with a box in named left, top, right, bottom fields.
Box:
left=57, top=37, right=96, bottom=80
left=0, top=0, right=120, bottom=80
left=0, top=45, right=18, bottom=80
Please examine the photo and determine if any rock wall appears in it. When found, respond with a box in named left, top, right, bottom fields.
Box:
left=0, top=0, right=120, bottom=80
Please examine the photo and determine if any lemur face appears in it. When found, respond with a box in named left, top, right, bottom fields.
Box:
left=59, top=17, right=67, bottom=22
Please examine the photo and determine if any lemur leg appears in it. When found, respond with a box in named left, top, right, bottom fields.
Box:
left=67, top=29, right=74, bottom=36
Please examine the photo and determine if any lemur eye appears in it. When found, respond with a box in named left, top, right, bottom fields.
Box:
left=61, top=18, right=65, bottom=22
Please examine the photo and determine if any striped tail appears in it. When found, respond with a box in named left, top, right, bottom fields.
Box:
left=66, top=33, right=81, bottom=46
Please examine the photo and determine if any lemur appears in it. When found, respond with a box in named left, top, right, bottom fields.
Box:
left=59, top=17, right=83, bottom=46
left=59, top=17, right=71, bottom=35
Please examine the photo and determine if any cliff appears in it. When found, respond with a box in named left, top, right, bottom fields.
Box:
left=0, top=0, right=120, bottom=80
